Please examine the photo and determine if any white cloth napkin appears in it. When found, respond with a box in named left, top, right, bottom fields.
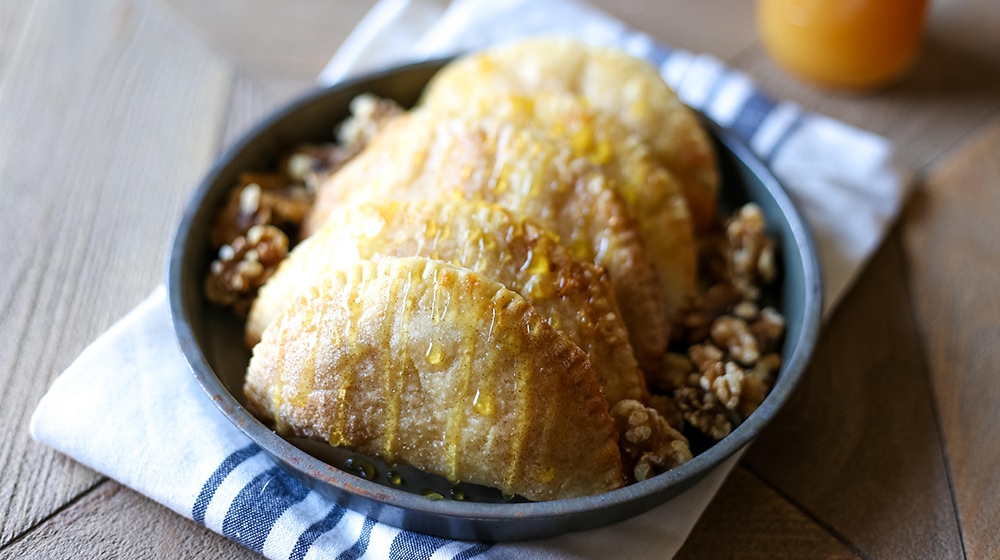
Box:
left=31, top=0, right=911, bottom=558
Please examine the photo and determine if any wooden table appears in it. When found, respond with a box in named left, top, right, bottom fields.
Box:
left=2, top=0, right=997, bottom=557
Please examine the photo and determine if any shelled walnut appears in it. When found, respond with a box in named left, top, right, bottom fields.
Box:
left=658, top=203, right=786, bottom=440
left=611, top=399, right=693, bottom=483
left=336, top=93, right=405, bottom=150
left=209, top=174, right=311, bottom=248
left=205, top=225, right=288, bottom=316
left=726, top=203, right=776, bottom=300
left=675, top=387, right=733, bottom=440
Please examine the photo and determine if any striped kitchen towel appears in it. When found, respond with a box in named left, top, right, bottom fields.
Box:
left=30, top=286, right=741, bottom=559
left=31, top=0, right=910, bottom=558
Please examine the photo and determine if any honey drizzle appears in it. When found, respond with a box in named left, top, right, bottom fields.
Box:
left=504, top=321, right=535, bottom=493
left=328, top=268, right=362, bottom=447
left=272, top=320, right=288, bottom=433
left=373, top=266, right=394, bottom=459
left=430, top=216, right=444, bottom=255
left=290, top=302, right=319, bottom=409
left=460, top=220, right=479, bottom=270
left=444, top=280, right=476, bottom=482
left=410, top=213, right=429, bottom=256
left=472, top=305, right=497, bottom=417
left=381, top=267, right=412, bottom=463
left=429, top=270, right=440, bottom=324
left=437, top=279, right=451, bottom=323
left=527, top=146, right=551, bottom=198
left=488, top=126, right=514, bottom=197
left=535, top=362, right=561, bottom=486
left=424, top=266, right=447, bottom=368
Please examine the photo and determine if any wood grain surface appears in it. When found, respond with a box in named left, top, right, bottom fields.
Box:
left=744, top=229, right=964, bottom=559
left=161, top=0, right=372, bottom=81
left=0, top=0, right=233, bottom=546
left=903, top=118, right=1000, bottom=560
left=2, top=0, right=999, bottom=558
left=0, top=481, right=255, bottom=560
left=675, top=467, right=860, bottom=560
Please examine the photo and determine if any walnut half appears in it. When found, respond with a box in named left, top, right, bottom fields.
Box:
left=611, top=399, right=693, bottom=483
left=205, top=225, right=288, bottom=316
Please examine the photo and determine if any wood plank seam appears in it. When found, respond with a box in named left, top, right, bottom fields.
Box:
left=741, top=462, right=872, bottom=560
left=920, top=105, right=1000, bottom=178
left=892, top=232, right=971, bottom=560
left=0, top=478, right=109, bottom=553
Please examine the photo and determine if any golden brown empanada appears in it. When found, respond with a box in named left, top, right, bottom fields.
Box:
left=248, top=199, right=646, bottom=405
left=421, top=37, right=719, bottom=233
left=304, top=111, right=668, bottom=373
left=426, top=92, right=697, bottom=321
left=245, top=257, right=625, bottom=501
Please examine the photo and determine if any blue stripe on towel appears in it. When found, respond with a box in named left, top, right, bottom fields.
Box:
left=337, top=517, right=376, bottom=560
left=290, top=505, right=350, bottom=560
left=644, top=41, right=673, bottom=69
left=730, top=91, right=777, bottom=143
left=221, top=466, right=311, bottom=552
left=453, top=543, right=495, bottom=559
left=388, top=531, right=493, bottom=560
left=388, top=531, right=450, bottom=559
left=192, top=443, right=261, bottom=525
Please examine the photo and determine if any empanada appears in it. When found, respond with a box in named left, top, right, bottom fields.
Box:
left=245, top=257, right=625, bottom=501
left=305, top=112, right=668, bottom=373
left=426, top=92, right=697, bottom=320
left=250, top=200, right=646, bottom=405
left=421, top=37, right=719, bottom=233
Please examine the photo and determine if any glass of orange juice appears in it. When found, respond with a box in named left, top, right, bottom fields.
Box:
left=757, top=0, right=929, bottom=89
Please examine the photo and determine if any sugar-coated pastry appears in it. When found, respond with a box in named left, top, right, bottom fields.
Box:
left=305, top=111, right=668, bottom=373
left=421, top=37, right=718, bottom=233
left=245, top=257, right=625, bottom=501
left=249, top=199, right=647, bottom=405
left=426, top=92, right=697, bottom=321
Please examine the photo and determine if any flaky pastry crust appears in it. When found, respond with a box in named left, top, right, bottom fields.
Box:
left=421, top=37, right=718, bottom=233
left=424, top=92, right=697, bottom=323
left=245, top=257, right=625, bottom=501
left=304, top=111, right=669, bottom=373
left=249, top=199, right=647, bottom=405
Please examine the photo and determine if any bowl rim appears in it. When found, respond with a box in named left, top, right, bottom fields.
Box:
left=168, top=58, right=823, bottom=524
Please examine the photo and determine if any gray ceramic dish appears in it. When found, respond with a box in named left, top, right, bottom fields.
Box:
left=168, top=59, right=822, bottom=542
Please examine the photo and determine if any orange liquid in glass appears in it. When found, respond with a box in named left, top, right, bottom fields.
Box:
left=757, top=0, right=928, bottom=89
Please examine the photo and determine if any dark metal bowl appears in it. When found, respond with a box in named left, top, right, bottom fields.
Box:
left=168, top=59, right=822, bottom=541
